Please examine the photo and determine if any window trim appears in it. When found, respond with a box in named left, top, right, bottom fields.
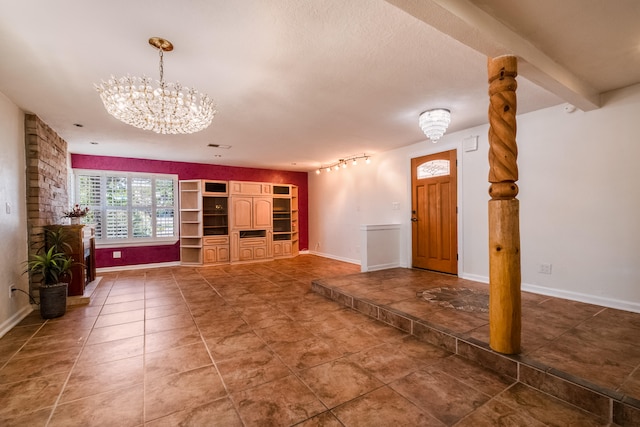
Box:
left=73, top=169, right=179, bottom=248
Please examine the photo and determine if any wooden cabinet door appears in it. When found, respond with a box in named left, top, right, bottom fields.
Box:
left=231, top=197, right=253, bottom=229
left=273, top=242, right=283, bottom=257
left=203, top=246, right=217, bottom=263
left=254, top=246, right=267, bottom=259
left=217, top=246, right=230, bottom=262
left=283, top=241, right=292, bottom=256
left=253, top=197, right=273, bottom=229
left=239, top=247, right=254, bottom=261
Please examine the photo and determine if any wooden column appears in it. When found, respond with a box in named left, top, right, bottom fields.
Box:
left=487, top=55, right=521, bottom=354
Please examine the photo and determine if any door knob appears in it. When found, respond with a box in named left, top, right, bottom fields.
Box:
left=411, top=217, right=418, bottom=222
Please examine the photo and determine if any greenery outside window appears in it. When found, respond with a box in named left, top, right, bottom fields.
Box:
left=73, top=170, right=178, bottom=246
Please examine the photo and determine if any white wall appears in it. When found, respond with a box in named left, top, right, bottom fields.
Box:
left=0, top=91, right=32, bottom=335
left=309, top=83, right=640, bottom=312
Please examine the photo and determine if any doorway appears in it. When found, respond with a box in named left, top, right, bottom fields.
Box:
left=411, top=149, right=458, bottom=274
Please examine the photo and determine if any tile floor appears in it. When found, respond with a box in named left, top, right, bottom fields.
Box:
left=0, top=255, right=628, bottom=426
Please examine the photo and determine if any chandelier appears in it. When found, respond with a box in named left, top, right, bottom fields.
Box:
left=95, top=37, right=216, bottom=134
left=419, top=109, right=451, bottom=143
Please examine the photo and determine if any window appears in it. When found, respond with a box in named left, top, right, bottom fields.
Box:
left=416, top=159, right=450, bottom=179
left=74, top=170, right=178, bottom=246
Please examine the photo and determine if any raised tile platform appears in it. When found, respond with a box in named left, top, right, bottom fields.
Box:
left=312, top=268, right=640, bottom=426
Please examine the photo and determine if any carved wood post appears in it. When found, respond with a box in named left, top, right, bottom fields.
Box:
left=487, top=55, right=521, bottom=354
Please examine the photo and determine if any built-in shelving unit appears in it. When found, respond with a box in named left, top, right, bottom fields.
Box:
left=179, top=180, right=203, bottom=264
left=180, top=179, right=298, bottom=265
left=291, top=185, right=299, bottom=256
left=272, top=184, right=299, bottom=258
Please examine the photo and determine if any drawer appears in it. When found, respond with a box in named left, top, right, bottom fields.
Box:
left=203, top=236, right=229, bottom=245
left=239, top=237, right=267, bottom=247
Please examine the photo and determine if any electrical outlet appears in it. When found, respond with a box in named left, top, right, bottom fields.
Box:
left=113, top=251, right=122, bottom=259
left=539, top=263, right=552, bottom=274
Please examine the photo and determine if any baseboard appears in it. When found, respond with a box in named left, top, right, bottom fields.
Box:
left=459, top=272, right=640, bottom=314
left=458, top=273, right=489, bottom=284
left=522, top=283, right=640, bottom=314
left=96, top=261, right=180, bottom=273
left=0, top=305, right=34, bottom=339
left=308, top=251, right=360, bottom=266
left=362, top=262, right=401, bottom=272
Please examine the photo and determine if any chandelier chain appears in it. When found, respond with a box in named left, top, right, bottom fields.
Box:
left=158, top=47, right=164, bottom=84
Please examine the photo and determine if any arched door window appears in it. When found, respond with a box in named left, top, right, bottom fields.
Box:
left=416, top=159, right=450, bottom=179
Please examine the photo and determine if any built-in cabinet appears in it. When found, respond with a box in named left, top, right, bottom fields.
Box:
left=230, top=197, right=272, bottom=230
left=179, top=179, right=297, bottom=265
left=272, top=185, right=299, bottom=259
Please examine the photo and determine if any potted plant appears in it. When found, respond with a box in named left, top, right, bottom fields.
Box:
left=24, top=228, right=75, bottom=319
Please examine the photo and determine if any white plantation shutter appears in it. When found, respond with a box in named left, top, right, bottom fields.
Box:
left=106, top=176, right=128, bottom=239
left=77, top=174, right=103, bottom=238
left=131, top=177, right=152, bottom=238
left=155, top=178, right=175, bottom=237
left=74, top=170, right=178, bottom=244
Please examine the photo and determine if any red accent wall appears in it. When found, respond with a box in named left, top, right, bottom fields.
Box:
left=71, top=154, right=308, bottom=268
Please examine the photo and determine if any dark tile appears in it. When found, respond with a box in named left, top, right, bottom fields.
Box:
left=145, top=397, right=243, bottom=427
left=389, top=366, right=491, bottom=425
left=298, top=358, right=383, bottom=408
left=412, top=321, right=457, bottom=353
left=295, top=411, right=343, bottom=427
left=379, top=308, right=412, bottom=332
left=0, top=348, right=79, bottom=384
left=50, top=384, right=143, bottom=427
left=205, top=331, right=268, bottom=361
left=519, top=364, right=611, bottom=419
left=145, top=342, right=212, bottom=379
left=271, top=335, right=344, bottom=370
left=61, top=355, right=143, bottom=402
left=454, top=398, right=546, bottom=426
left=144, top=325, right=202, bottom=353
left=496, top=383, right=609, bottom=426
left=614, top=400, right=640, bottom=427
left=332, top=386, right=444, bottom=426
left=348, top=342, right=426, bottom=383
left=216, top=348, right=291, bottom=392
left=456, top=340, right=518, bottom=378
left=353, top=298, right=379, bottom=318
left=144, top=366, right=226, bottom=421
left=330, top=289, right=353, bottom=307
left=0, top=372, right=67, bottom=419
left=77, top=335, right=144, bottom=366
left=232, top=375, right=326, bottom=425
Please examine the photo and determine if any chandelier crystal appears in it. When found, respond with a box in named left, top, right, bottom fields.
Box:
left=419, top=109, right=451, bottom=143
left=95, top=37, right=216, bottom=135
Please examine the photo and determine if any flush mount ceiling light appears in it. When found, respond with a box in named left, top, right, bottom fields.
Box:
left=419, top=109, right=451, bottom=143
left=95, top=37, right=216, bottom=135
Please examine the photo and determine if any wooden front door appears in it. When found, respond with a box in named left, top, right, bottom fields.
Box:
left=411, top=150, right=458, bottom=274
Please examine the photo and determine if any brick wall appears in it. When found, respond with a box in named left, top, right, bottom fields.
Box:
left=25, top=114, right=70, bottom=292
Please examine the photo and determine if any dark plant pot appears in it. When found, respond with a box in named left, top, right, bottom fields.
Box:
left=39, top=283, right=67, bottom=319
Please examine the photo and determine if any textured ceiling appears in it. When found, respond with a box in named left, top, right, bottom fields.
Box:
left=0, top=0, right=638, bottom=171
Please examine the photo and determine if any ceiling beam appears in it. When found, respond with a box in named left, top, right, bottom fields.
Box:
left=385, top=0, right=601, bottom=111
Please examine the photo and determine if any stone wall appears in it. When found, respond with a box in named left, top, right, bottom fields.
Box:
left=25, top=114, right=70, bottom=291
